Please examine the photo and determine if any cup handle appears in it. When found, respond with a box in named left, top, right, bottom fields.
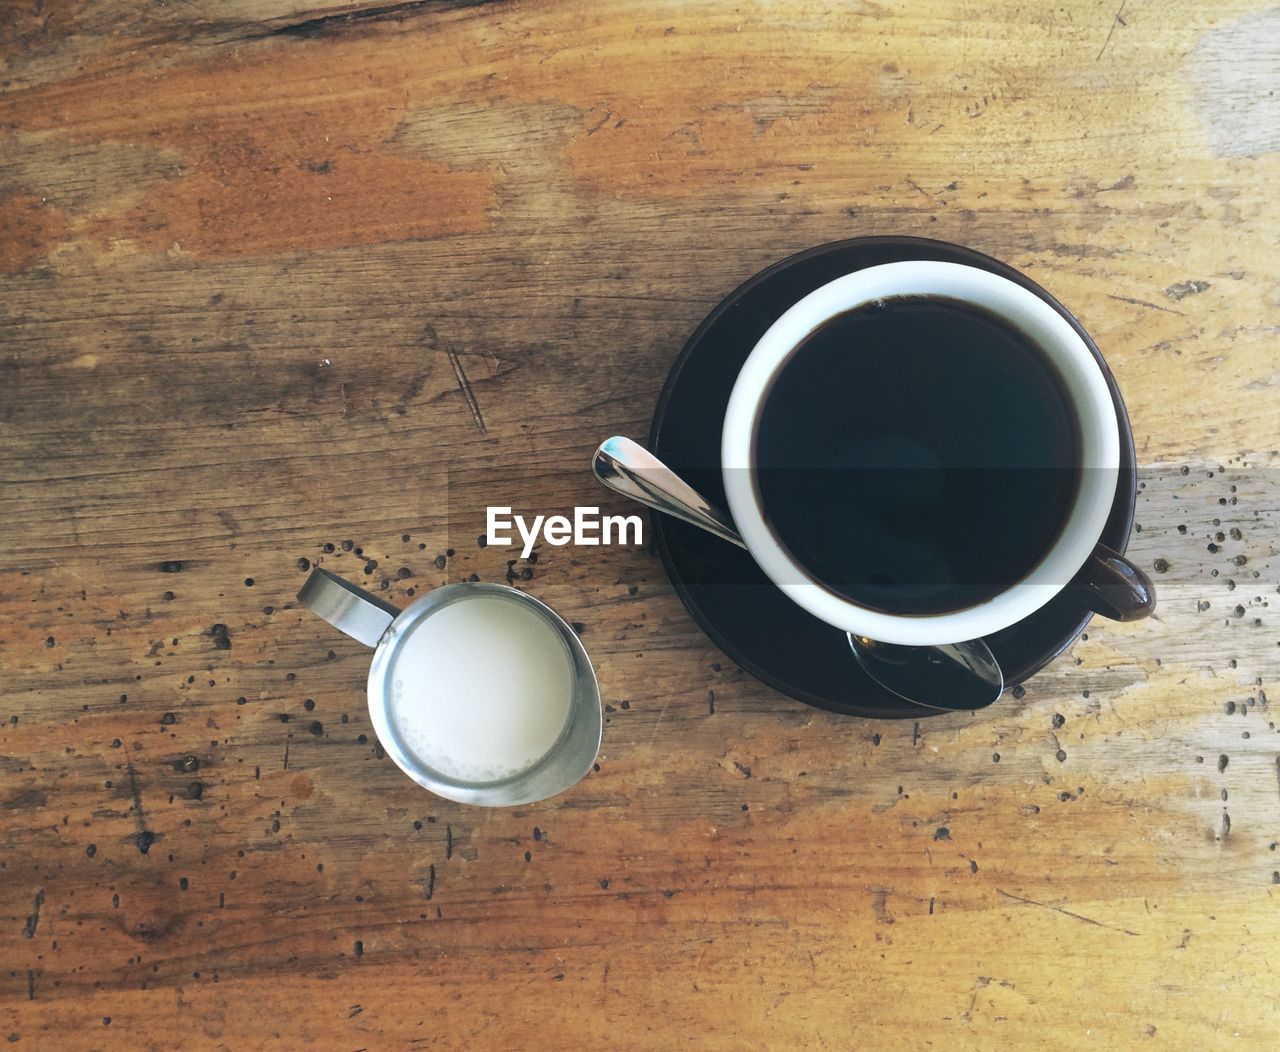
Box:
left=1074, top=543, right=1156, bottom=622
left=297, top=568, right=401, bottom=648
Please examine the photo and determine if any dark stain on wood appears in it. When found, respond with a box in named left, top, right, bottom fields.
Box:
left=21, top=889, right=44, bottom=939
left=123, top=760, right=153, bottom=854
left=3, top=789, right=48, bottom=811
left=259, top=0, right=503, bottom=41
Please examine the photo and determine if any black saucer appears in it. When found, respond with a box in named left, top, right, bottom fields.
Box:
left=648, top=236, right=1137, bottom=719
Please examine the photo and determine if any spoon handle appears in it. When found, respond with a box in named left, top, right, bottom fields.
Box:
left=592, top=436, right=747, bottom=551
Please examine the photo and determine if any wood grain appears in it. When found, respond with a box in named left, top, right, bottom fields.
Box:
left=2, top=1, right=1278, bottom=1047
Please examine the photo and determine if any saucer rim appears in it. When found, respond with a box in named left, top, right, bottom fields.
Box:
left=647, top=234, right=1138, bottom=718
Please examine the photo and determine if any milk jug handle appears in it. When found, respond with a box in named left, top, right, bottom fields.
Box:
left=298, top=568, right=400, bottom=648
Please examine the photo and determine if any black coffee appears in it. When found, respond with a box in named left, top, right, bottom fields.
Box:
left=754, top=296, right=1081, bottom=615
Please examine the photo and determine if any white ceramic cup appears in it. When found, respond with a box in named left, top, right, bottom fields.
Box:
left=721, top=260, right=1125, bottom=647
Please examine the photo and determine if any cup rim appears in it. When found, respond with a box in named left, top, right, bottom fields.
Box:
left=366, top=582, right=602, bottom=805
left=721, top=260, right=1120, bottom=646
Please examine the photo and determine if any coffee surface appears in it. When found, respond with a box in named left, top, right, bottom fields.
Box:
left=754, top=296, right=1081, bottom=615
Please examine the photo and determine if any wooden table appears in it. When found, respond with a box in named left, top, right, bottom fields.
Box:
left=3, top=1, right=1278, bottom=1047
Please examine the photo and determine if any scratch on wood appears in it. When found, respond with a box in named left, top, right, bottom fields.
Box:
left=283, top=743, right=290, bottom=770
left=448, top=352, right=488, bottom=433
left=647, top=696, right=673, bottom=750
left=1106, top=293, right=1184, bottom=316
left=27, top=969, right=35, bottom=1000
left=425, top=863, right=436, bottom=900
left=445, top=824, right=453, bottom=860
left=22, top=889, right=44, bottom=938
left=997, top=888, right=1139, bottom=935
left=124, top=760, right=154, bottom=854
left=257, top=0, right=500, bottom=40
left=585, top=110, right=613, bottom=135
left=1097, top=0, right=1127, bottom=61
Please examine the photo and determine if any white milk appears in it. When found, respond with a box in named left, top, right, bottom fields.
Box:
left=389, top=595, right=574, bottom=783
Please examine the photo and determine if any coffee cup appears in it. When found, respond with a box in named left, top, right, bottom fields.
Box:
left=721, top=260, right=1154, bottom=647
